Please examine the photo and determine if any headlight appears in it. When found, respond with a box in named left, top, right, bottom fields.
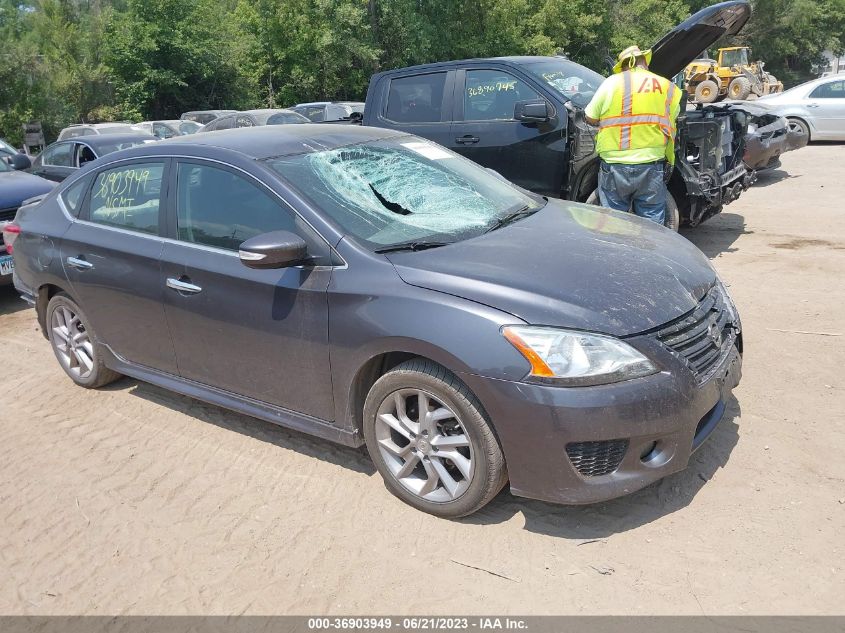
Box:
left=502, top=326, right=657, bottom=386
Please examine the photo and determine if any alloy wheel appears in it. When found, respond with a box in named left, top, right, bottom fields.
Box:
left=374, top=389, right=475, bottom=503
left=51, top=305, right=94, bottom=380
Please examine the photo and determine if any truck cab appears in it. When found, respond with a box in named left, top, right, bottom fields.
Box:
left=363, top=57, right=597, bottom=200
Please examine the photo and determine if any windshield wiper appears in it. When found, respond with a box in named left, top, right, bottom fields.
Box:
left=369, top=184, right=412, bottom=216
left=483, top=205, right=537, bottom=233
left=374, top=241, right=451, bottom=254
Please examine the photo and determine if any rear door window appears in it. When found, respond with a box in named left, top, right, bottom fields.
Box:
left=87, top=162, right=165, bottom=235
left=61, top=176, right=91, bottom=217
left=236, top=115, right=255, bottom=128
left=42, top=143, right=74, bottom=167
left=386, top=73, right=447, bottom=123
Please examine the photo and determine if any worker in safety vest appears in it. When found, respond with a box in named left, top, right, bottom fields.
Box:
left=584, top=45, right=682, bottom=225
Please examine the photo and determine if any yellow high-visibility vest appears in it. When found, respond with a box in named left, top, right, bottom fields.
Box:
left=595, top=70, right=679, bottom=161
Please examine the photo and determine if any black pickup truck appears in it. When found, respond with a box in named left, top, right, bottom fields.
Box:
left=360, top=0, right=755, bottom=229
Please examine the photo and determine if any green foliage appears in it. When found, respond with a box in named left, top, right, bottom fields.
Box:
left=1, top=0, right=843, bottom=143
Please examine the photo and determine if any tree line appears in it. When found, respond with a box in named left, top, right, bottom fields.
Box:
left=1, top=0, right=843, bottom=145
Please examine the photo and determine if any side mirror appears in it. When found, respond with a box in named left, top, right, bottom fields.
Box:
left=238, top=230, right=308, bottom=269
left=8, top=153, right=32, bottom=170
left=514, top=100, right=551, bottom=123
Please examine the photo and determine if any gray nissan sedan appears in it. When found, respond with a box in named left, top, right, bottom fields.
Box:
left=5, top=125, right=742, bottom=517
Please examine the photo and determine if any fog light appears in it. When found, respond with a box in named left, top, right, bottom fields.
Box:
left=640, top=441, right=659, bottom=463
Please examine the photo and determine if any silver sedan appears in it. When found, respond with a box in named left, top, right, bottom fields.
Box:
left=757, top=74, right=845, bottom=141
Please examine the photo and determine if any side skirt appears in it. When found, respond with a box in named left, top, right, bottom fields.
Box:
left=101, top=346, right=364, bottom=448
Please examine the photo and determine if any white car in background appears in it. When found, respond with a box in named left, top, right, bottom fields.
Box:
left=57, top=122, right=138, bottom=140
left=757, top=75, right=845, bottom=141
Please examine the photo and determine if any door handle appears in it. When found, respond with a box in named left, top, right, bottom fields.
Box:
left=66, top=256, right=93, bottom=270
left=455, top=135, right=480, bottom=144
left=166, top=277, right=202, bottom=294
left=807, top=103, right=820, bottom=108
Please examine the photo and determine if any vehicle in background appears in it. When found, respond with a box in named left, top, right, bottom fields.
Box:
left=133, top=120, right=203, bottom=139
left=1, top=138, right=19, bottom=158
left=292, top=101, right=365, bottom=122
left=57, top=123, right=138, bottom=141
left=180, top=110, right=239, bottom=125
left=199, top=109, right=310, bottom=132
left=1, top=139, right=34, bottom=171
left=756, top=75, right=845, bottom=141
left=685, top=47, right=782, bottom=103
left=737, top=102, right=808, bottom=171
left=360, top=1, right=754, bottom=229
left=0, top=158, right=54, bottom=285
left=8, top=125, right=742, bottom=516
left=28, top=133, right=158, bottom=183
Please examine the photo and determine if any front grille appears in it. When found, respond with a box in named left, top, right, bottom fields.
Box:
left=565, top=439, right=628, bottom=477
left=655, top=285, right=735, bottom=383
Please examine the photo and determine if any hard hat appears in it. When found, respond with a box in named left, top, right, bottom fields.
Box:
left=613, top=45, right=652, bottom=74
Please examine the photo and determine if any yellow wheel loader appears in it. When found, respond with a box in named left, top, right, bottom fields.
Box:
left=685, top=47, right=783, bottom=103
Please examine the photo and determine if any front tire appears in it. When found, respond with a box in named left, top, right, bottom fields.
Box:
left=46, top=293, right=121, bottom=388
left=728, top=77, right=752, bottom=100
left=363, top=359, right=506, bottom=518
left=694, top=79, right=719, bottom=104
left=586, top=188, right=680, bottom=231
left=787, top=117, right=810, bottom=141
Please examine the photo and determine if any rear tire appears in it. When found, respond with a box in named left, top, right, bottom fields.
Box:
left=694, top=80, right=719, bottom=104
left=586, top=188, right=680, bottom=232
left=728, top=77, right=752, bottom=100
left=362, top=359, right=507, bottom=518
left=46, top=293, right=121, bottom=388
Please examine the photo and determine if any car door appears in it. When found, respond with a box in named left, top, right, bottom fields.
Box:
left=373, top=70, right=457, bottom=147
left=159, top=159, right=335, bottom=420
left=806, top=80, right=845, bottom=139
left=449, top=67, right=565, bottom=197
left=59, top=158, right=178, bottom=373
left=31, top=142, right=77, bottom=182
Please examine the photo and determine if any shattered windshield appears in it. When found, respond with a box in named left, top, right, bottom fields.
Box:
left=267, top=137, right=543, bottom=248
left=523, top=59, right=605, bottom=108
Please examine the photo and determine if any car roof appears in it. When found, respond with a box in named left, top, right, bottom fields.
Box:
left=373, top=56, right=564, bottom=77
left=156, top=124, right=407, bottom=159
left=66, top=122, right=133, bottom=129
left=242, top=108, right=297, bottom=116
left=71, top=133, right=158, bottom=148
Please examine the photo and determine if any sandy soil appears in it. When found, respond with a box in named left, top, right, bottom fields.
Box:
left=1, top=144, right=843, bottom=615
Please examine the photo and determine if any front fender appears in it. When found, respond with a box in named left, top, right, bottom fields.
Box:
left=327, top=263, right=531, bottom=430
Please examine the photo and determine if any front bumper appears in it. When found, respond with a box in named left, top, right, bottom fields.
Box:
left=460, top=337, right=742, bottom=505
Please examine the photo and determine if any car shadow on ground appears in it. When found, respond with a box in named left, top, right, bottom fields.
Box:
left=0, top=285, right=28, bottom=316
left=680, top=212, right=751, bottom=258
left=116, top=373, right=739, bottom=536
left=109, top=378, right=377, bottom=476
left=461, top=395, right=741, bottom=537
left=751, top=168, right=800, bottom=188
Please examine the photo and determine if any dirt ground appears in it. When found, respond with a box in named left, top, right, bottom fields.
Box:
left=1, top=144, right=843, bottom=616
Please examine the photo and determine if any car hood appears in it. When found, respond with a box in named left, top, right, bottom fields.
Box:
left=649, top=1, right=752, bottom=80
left=386, top=199, right=717, bottom=337
left=0, top=170, right=55, bottom=210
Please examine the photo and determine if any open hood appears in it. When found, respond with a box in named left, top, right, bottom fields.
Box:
left=649, top=0, right=752, bottom=80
